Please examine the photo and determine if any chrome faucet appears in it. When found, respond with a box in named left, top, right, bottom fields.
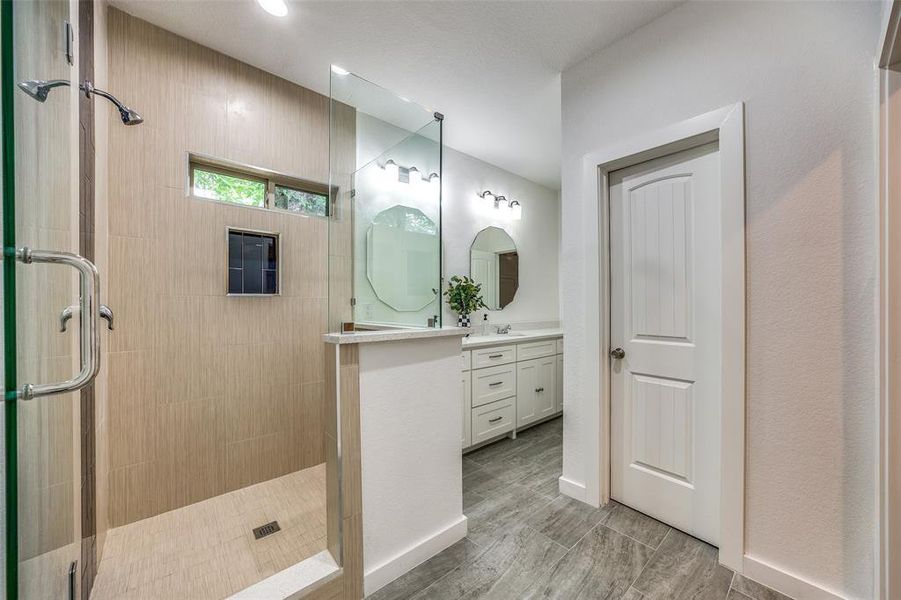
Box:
left=497, top=324, right=512, bottom=334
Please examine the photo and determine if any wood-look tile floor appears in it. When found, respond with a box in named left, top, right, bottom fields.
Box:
left=369, top=418, right=793, bottom=600
left=92, top=463, right=327, bottom=600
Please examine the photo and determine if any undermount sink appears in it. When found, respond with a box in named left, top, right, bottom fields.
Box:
left=471, top=331, right=526, bottom=339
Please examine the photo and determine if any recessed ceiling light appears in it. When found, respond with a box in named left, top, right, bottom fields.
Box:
left=257, top=0, right=288, bottom=17
left=331, top=65, right=349, bottom=76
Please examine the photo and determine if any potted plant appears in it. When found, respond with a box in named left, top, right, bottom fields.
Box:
left=444, top=275, right=487, bottom=328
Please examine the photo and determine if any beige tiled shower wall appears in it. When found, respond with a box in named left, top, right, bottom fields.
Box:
left=104, top=8, right=331, bottom=527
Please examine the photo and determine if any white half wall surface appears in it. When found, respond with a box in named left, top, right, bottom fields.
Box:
left=442, top=146, right=560, bottom=327
left=358, top=335, right=467, bottom=596
left=560, top=2, right=879, bottom=599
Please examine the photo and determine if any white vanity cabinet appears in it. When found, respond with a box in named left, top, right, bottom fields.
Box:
left=461, top=333, right=563, bottom=452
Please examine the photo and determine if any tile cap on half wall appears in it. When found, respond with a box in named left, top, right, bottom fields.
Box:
left=323, top=327, right=470, bottom=345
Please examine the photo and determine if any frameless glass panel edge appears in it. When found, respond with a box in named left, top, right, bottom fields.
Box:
left=2, top=0, right=19, bottom=597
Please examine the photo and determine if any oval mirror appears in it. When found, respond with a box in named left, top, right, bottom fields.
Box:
left=470, top=226, right=518, bottom=310
left=366, top=204, right=440, bottom=311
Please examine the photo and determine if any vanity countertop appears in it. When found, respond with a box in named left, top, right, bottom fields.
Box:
left=323, top=326, right=471, bottom=345
left=462, top=328, right=564, bottom=350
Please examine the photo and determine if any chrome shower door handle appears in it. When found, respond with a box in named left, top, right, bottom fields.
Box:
left=60, top=303, right=114, bottom=331
left=15, top=247, right=101, bottom=400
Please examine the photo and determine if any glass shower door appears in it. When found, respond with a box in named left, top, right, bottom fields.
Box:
left=3, top=1, right=84, bottom=598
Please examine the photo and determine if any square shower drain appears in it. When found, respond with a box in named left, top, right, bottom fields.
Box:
left=253, top=521, right=281, bottom=540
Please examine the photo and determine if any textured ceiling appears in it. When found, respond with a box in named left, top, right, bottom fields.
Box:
left=111, top=0, right=682, bottom=189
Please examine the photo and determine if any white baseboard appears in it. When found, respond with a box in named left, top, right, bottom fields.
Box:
left=742, top=555, right=846, bottom=600
left=364, top=516, right=468, bottom=597
left=558, top=476, right=587, bottom=502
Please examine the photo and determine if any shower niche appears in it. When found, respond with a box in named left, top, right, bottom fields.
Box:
left=328, top=69, right=444, bottom=331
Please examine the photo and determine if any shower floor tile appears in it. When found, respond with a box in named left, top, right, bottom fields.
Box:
left=91, top=463, right=327, bottom=600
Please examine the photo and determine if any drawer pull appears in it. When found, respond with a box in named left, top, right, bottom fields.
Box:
left=535, top=387, right=544, bottom=393
left=489, top=381, right=503, bottom=387
left=488, top=416, right=503, bottom=423
left=488, top=353, right=504, bottom=359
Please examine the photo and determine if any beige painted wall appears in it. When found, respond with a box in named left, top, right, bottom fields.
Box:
left=104, top=8, right=330, bottom=527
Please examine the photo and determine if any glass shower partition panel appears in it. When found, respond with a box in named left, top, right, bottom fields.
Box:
left=328, top=69, right=443, bottom=331
left=3, top=1, right=83, bottom=598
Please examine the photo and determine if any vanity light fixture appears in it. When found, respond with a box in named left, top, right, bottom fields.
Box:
left=257, top=0, right=288, bottom=17
left=477, top=190, right=522, bottom=219
left=408, top=166, right=422, bottom=186
left=381, top=160, right=431, bottom=186
left=383, top=159, right=399, bottom=181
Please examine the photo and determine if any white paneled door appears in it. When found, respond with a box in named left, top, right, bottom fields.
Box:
left=610, top=142, right=722, bottom=546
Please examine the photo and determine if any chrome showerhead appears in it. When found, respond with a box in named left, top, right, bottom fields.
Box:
left=16, top=79, right=69, bottom=103
left=82, top=81, right=144, bottom=126
left=16, top=78, right=144, bottom=126
left=116, top=105, right=144, bottom=126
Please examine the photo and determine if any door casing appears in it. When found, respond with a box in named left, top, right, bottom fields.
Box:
left=578, top=103, right=745, bottom=570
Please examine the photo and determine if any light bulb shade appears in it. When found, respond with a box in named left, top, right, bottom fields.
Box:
left=428, top=172, right=440, bottom=183
left=479, top=190, right=494, bottom=203
left=384, top=160, right=399, bottom=181
left=257, top=0, right=288, bottom=17
left=510, top=200, right=522, bottom=220
left=496, top=195, right=508, bottom=209
left=407, top=166, right=421, bottom=185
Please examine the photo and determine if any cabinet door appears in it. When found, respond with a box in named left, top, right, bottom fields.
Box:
left=535, top=356, right=557, bottom=420
left=555, top=354, right=564, bottom=414
left=516, top=359, right=538, bottom=427
left=462, top=371, right=472, bottom=448
left=517, top=357, right=556, bottom=427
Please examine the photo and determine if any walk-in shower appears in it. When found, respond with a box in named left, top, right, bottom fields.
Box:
left=4, top=4, right=340, bottom=598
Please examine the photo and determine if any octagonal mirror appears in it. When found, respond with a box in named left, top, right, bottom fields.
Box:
left=366, top=204, right=440, bottom=311
left=470, top=226, right=518, bottom=310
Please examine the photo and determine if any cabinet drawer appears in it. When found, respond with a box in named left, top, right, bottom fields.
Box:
left=472, top=398, right=514, bottom=445
left=462, top=350, right=471, bottom=371
left=472, top=363, right=516, bottom=408
left=517, top=339, right=557, bottom=361
left=472, top=344, right=516, bottom=368
left=556, top=338, right=564, bottom=355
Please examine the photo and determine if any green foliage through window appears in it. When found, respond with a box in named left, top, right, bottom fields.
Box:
left=275, top=185, right=328, bottom=217
left=191, top=161, right=329, bottom=217
left=193, top=168, right=265, bottom=207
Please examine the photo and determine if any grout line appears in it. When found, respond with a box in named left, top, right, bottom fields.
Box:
left=627, top=528, right=670, bottom=596
left=601, top=515, right=668, bottom=552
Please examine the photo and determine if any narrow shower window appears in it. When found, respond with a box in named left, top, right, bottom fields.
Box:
left=274, top=184, right=328, bottom=217
left=192, top=165, right=266, bottom=207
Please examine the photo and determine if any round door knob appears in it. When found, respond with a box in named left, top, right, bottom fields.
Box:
left=610, top=347, right=625, bottom=359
